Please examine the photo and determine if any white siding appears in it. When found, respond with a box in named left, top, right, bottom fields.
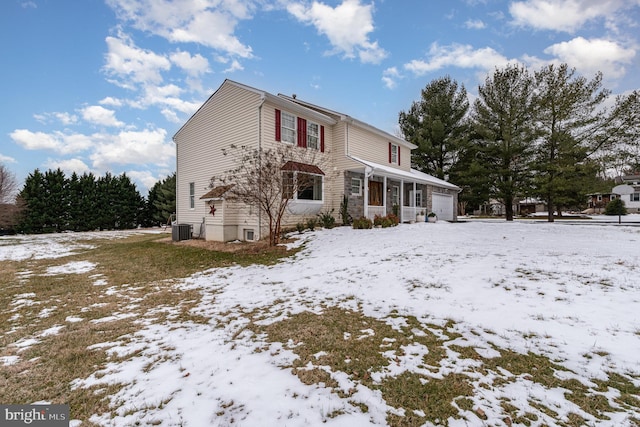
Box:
left=175, top=81, right=262, bottom=238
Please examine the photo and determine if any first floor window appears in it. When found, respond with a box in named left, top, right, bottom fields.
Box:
left=392, top=186, right=400, bottom=206
left=189, top=182, right=195, bottom=209
left=351, top=177, right=362, bottom=196
left=282, top=172, right=323, bottom=201
left=409, top=189, right=422, bottom=207
left=631, top=193, right=640, bottom=202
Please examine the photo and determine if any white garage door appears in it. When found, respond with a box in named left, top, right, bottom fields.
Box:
left=432, top=193, right=454, bottom=221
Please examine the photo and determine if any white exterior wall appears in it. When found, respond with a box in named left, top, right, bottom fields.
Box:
left=175, top=82, right=262, bottom=240
left=260, top=103, right=337, bottom=228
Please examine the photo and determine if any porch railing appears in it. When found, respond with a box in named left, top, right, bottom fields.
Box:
left=402, top=206, right=418, bottom=221
left=367, top=206, right=385, bottom=219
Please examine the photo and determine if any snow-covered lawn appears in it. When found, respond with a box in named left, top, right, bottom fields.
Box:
left=1, top=222, right=639, bottom=426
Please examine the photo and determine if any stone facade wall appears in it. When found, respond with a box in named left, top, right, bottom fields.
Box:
left=344, top=171, right=364, bottom=221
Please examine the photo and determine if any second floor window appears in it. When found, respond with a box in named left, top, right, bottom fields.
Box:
left=307, top=122, right=319, bottom=149
left=281, top=111, right=296, bottom=144
left=389, top=143, right=399, bottom=164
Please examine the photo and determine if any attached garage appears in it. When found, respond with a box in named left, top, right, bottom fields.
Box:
left=432, top=193, right=454, bottom=221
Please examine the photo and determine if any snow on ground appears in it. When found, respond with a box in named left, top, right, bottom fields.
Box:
left=2, top=223, right=640, bottom=425
left=0, top=229, right=162, bottom=261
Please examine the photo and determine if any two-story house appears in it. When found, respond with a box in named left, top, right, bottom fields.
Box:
left=173, top=79, right=460, bottom=242
left=618, top=174, right=640, bottom=213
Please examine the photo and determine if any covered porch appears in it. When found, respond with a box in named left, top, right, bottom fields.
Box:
left=348, top=158, right=427, bottom=223
left=347, top=157, right=460, bottom=223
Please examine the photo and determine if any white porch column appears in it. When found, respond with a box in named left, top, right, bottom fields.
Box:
left=383, top=176, right=387, bottom=213
left=363, top=166, right=372, bottom=219
left=413, top=182, right=417, bottom=206
left=400, top=180, right=405, bottom=222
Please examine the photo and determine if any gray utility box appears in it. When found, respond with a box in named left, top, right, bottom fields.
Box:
left=172, top=223, right=192, bottom=241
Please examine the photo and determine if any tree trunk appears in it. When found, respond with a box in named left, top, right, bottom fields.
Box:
left=505, top=196, right=514, bottom=221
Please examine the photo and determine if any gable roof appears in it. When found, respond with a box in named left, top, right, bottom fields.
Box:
left=173, top=79, right=336, bottom=142
left=350, top=156, right=461, bottom=192
left=200, top=184, right=235, bottom=200
left=278, top=94, right=416, bottom=150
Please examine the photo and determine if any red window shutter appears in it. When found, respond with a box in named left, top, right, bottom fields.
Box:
left=320, top=125, right=325, bottom=152
left=388, top=142, right=392, bottom=163
left=275, top=109, right=281, bottom=141
left=398, top=146, right=401, bottom=166
left=298, top=117, right=307, bottom=147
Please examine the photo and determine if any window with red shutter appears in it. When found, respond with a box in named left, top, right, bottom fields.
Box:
left=297, top=117, right=307, bottom=148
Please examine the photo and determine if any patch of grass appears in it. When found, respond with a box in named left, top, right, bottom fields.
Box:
left=258, top=306, right=640, bottom=426
left=0, top=232, right=295, bottom=423
left=381, top=371, right=473, bottom=424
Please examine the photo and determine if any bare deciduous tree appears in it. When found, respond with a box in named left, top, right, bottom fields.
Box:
left=220, top=144, right=329, bottom=246
left=0, top=163, right=19, bottom=204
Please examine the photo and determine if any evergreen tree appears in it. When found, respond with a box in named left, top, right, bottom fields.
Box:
left=17, top=169, right=47, bottom=233
left=399, top=76, right=469, bottom=179
left=113, top=173, right=143, bottom=229
left=604, top=198, right=627, bottom=216
left=151, top=172, right=176, bottom=226
left=78, top=172, right=99, bottom=231
left=42, top=169, right=68, bottom=232
left=471, top=64, right=537, bottom=221
left=532, top=64, right=611, bottom=221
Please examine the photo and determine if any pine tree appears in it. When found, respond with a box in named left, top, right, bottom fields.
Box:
left=146, top=172, right=176, bottom=226
left=532, top=64, right=611, bottom=221
left=399, top=76, right=469, bottom=179
left=471, top=64, right=537, bottom=221
left=17, top=169, right=46, bottom=233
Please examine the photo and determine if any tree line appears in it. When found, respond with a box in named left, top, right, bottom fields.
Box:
left=0, top=167, right=176, bottom=234
left=400, top=63, right=640, bottom=221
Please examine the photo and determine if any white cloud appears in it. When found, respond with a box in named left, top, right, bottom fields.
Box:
left=9, top=130, right=94, bottom=154
left=464, top=19, right=486, bottom=29
left=404, top=43, right=511, bottom=76
left=43, top=158, right=90, bottom=176
left=287, top=0, right=388, bottom=64
left=89, top=128, right=175, bottom=171
left=170, top=50, right=210, bottom=76
left=542, top=37, right=636, bottom=79
left=104, top=32, right=171, bottom=88
left=509, top=0, right=631, bottom=33
left=99, top=97, right=124, bottom=107
left=0, top=154, right=17, bottom=163
left=81, top=105, right=125, bottom=127
left=223, top=59, right=244, bottom=73
left=106, top=0, right=254, bottom=58
left=382, top=67, right=402, bottom=89
left=126, top=169, right=163, bottom=191
left=33, top=112, right=78, bottom=126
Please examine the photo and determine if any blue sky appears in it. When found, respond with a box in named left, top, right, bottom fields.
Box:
left=2, top=0, right=639, bottom=195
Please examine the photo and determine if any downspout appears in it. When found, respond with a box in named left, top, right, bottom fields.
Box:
left=172, top=135, right=179, bottom=225
left=257, top=95, right=265, bottom=241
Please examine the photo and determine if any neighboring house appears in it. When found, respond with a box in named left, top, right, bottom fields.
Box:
left=617, top=174, right=640, bottom=213
left=518, top=198, right=547, bottom=215
left=173, top=79, right=460, bottom=242
left=586, top=193, right=617, bottom=213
